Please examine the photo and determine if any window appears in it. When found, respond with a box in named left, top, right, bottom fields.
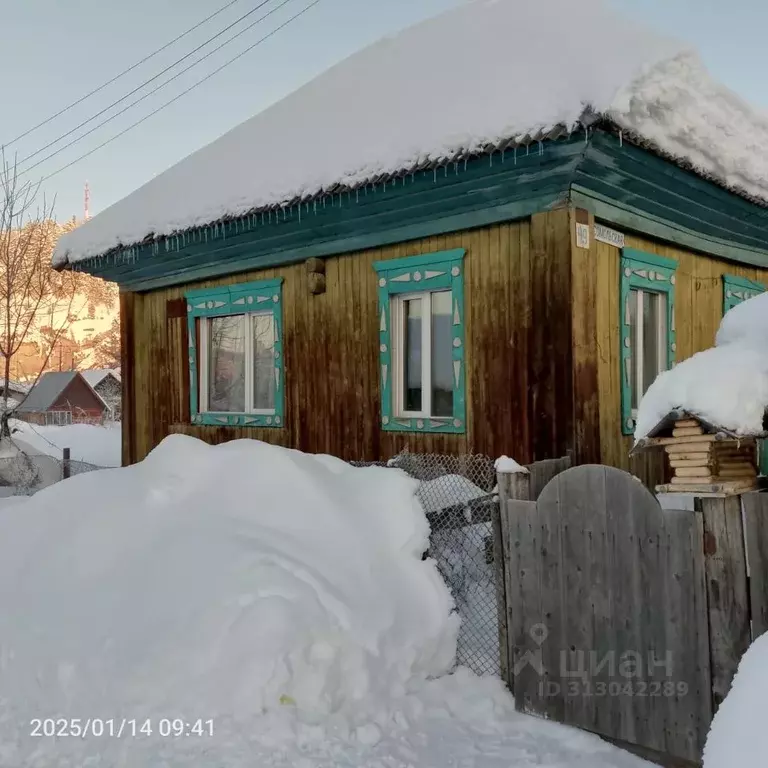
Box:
left=620, top=249, right=677, bottom=435
left=374, top=249, right=465, bottom=433
left=186, top=279, right=284, bottom=427
left=46, top=411, right=72, bottom=426
left=721, top=275, right=767, bottom=475
left=723, top=274, right=764, bottom=315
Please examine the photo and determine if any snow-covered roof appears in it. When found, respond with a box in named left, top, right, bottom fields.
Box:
left=81, top=369, right=121, bottom=388
left=53, top=0, right=768, bottom=266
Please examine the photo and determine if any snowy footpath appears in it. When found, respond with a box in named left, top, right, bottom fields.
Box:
left=0, top=436, right=649, bottom=767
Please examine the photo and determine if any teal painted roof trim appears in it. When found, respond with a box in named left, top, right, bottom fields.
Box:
left=572, top=131, right=768, bottom=268
left=71, top=137, right=584, bottom=290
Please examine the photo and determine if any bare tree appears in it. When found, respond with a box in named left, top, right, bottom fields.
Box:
left=0, top=155, right=86, bottom=435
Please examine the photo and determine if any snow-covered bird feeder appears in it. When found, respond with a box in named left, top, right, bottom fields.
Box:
left=632, top=410, right=763, bottom=496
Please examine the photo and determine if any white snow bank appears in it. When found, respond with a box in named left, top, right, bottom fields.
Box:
left=0, top=435, right=456, bottom=762
left=8, top=418, right=122, bottom=467
left=56, top=0, right=768, bottom=264
left=633, top=344, right=768, bottom=439
left=495, top=455, right=529, bottom=473
left=703, top=633, right=768, bottom=768
left=0, top=435, right=651, bottom=767
left=716, top=290, right=768, bottom=350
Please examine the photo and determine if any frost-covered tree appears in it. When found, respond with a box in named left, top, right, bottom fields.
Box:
left=0, top=156, right=116, bottom=433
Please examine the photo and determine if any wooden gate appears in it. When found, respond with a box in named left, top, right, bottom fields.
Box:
left=498, top=463, right=768, bottom=763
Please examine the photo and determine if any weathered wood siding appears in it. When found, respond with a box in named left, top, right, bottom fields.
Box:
left=123, top=211, right=574, bottom=465
left=574, top=211, right=768, bottom=487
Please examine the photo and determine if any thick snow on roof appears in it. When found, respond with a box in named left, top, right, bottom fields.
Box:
left=54, top=0, right=768, bottom=265
left=635, top=292, right=768, bottom=440
left=634, top=344, right=768, bottom=440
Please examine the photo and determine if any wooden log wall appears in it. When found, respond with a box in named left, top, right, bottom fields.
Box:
left=123, top=211, right=575, bottom=466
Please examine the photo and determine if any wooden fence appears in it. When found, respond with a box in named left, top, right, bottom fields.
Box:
left=495, top=463, right=768, bottom=765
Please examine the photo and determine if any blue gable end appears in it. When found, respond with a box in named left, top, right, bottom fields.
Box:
left=72, top=129, right=768, bottom=290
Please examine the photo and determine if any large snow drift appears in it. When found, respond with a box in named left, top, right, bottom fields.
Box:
left=0, top=435, right=649, bottom=767
left=54, top=0, right=768, bottom=264
left=634, top=290, right=768, bottom=440
left=703, top=633, right=768, bottom=767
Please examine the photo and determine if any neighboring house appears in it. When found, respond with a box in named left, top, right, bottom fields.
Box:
left=81, top=369, right=122, bottom=420
left=0, top=379, right=29, bottom=415
left=14, top=371, right=107, bottom=426
left=52, top=0, right=768, bottom=487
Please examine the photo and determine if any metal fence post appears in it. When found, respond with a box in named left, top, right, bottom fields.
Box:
left=62, top=447, right=70, bottom=480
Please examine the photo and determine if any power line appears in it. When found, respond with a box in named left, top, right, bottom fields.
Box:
left=20, top=0, right=297, bottom=177
left=15, top=0, right=278, bottom=169
left=1, top=0, right=247, bottom=149
left=40, top=0, right=323, bottom=184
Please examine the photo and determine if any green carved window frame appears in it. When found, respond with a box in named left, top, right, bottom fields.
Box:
left=620, top=249, right=677, bottom=436
left=723, top=274, right=765, bottom=314
left=186, top=278, right=284, bottom=427
left=373, top=249, right=466, bottom=434
left=722, top=274, right=767, bottom=474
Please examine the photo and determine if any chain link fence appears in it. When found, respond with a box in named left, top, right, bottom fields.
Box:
left=354, top=451, right=501, bottom=678
left=0, top=451, right=109, bottom=496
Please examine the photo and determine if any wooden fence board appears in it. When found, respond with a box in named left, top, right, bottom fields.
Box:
left=742, top=491, right=768, bottom=639
left=504, top=499, right=541, bottom=714
left=699, top=496, right=750, bottom=711
left=501, top=464, right=712, bottom=763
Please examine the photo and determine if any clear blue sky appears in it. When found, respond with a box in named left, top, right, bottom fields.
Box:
left=3, top=0, right=767, bottom=221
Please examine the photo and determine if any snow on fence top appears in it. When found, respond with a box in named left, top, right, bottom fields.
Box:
left=54, top=0, right=768, bottom=265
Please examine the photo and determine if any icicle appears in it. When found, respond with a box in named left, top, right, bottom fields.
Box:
left=298, top=205, right=301, bottom=223
left=356, top=189, right=359, bottom=203
left=539, top=141, right=543, bottom=156
left=619, top=130, right=623, bottom=147
left=433, top=168, right=437, bottom=183
left=514, top=147, right=517, bottom=165
left=314, top=200, right=317, bottom=214
left=489, top=153, right=493, bottom=168
left=464, top=158, right=468, bottom=172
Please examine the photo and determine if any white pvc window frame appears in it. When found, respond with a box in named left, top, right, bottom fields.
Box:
left=629, top=287, right=668, bottom=417
left=390, top=289, right=451, bottom=420
left=198, top=311, right=276, bottom=416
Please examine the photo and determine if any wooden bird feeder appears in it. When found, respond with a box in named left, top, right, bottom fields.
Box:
left=633, top=410, right=762, bottom=496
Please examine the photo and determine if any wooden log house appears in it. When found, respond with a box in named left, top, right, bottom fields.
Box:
left=52, top=1, right=768, bottom=486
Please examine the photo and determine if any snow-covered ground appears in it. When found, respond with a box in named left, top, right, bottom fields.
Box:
left=8, top=418, right=122, bottom=467
left=703, top=633, right=768, bottom=767
left=0, top=435, right=649, bottom=767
